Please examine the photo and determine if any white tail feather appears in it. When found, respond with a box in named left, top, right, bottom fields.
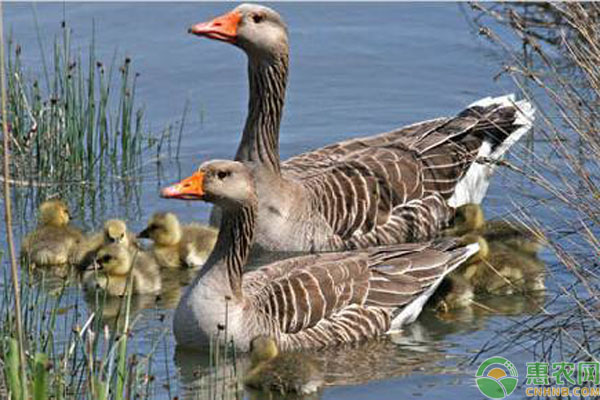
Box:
left=448, top=94, right=535, bottom=207
left=388, top=242, right=480, bottom=330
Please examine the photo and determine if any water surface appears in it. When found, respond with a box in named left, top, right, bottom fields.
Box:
left=2, top=3, right=564, bottom=399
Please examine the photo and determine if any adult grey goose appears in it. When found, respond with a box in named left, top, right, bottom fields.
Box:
left=188, top=4, right=535, bottom=252
left=161, top=160, right=479, bottom=351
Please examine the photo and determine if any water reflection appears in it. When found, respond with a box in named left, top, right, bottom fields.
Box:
left=173, top=287, right=545, bottom=400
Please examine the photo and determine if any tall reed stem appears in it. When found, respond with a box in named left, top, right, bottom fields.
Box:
left=0, top=3, right=28, bottom=399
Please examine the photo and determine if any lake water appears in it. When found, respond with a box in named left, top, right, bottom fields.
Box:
left=2, top=3, right=567, bottom=399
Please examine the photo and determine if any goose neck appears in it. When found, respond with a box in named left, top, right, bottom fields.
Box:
left=201, top=199, right=257, bottom=299
left=235, top=54, right=289, bottom=177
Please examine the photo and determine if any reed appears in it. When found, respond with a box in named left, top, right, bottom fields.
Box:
left=469, top=2, right=600, bottom=365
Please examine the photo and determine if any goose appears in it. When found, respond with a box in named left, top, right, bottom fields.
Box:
left=244, top=335, right=323, bottom=395
left=444, top=203, right=545, bottom=255
left=187, top=4, right=535, bottom=252
left=138, top=212, right=218, bottom=269
left=82, top=243, right=161, bottom=296
left=161, top=159, right=479, bottom=351
left=75, top=219, right=140, bottom=269
left=21, top=199, right=84, bottom=267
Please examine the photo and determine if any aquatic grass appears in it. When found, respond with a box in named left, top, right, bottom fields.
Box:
left=2, top=18, right=187, bottom=230
left=469, top=2, right=600, bottom=368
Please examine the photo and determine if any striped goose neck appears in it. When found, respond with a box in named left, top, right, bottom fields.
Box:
left=235, top=54, right=289, bottom=177
left=204, top=199, right=257, bottom=299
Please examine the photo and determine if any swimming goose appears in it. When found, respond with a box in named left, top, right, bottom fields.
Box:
left=82, top=243, right=161, bottom=296
left=138, top=212, right=218, bottom=269
left=244, top=335, right=323, bottom=395
left=161, top=160, right=479, bottom=351
left=21, top=199, right=84, bottom=267
left=75, top=219, right=140, bottom=269
left=188, top=4, right=534, bottom=252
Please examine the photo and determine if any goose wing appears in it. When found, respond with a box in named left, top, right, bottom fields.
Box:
left=245, top=251, right=372, bottom=334
left=281, top=104, right=522, bottom=247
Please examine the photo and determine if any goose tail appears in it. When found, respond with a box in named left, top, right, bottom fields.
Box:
left=388, top=242, right=480, bottom=331
left=447, top=94, right=535, bottom=207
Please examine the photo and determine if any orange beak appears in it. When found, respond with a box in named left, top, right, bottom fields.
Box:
left=161, top=171, right=205, bottom=200
left=188, top=10, right=242, bottom=43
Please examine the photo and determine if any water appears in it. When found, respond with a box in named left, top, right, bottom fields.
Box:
left=2, top=3, right=568, bottom=399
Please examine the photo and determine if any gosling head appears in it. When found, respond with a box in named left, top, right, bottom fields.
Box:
left=104, top=219, right=128, bottom=245
left=39, top=199, right=71, bottom=227
left=249, top=335, right=279, bottom=365
left=93, top=243, right=131, bottom=276
left=453, top=204, right=485, bottom=232
left=138, top=212, right=182, bottom=246
left=188, top=4, right=289, bottom=63
left=160, top=160, right=255, bottom=210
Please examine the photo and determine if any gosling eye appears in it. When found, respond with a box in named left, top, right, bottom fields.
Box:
left=252, top=13, right=264, bottom=24
left=217, top=171, right=230, bottom=180
left=99, top=255, right=112, bottom=264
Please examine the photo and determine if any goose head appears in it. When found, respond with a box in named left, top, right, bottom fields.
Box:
left=188, top=4, right=289, bottom=62
left=39, top=199, right=71, bottom=227
left=104, top=219, right=128, bottom=244
left=93, top=243, right=131, bottom=276
left=161, top=160, right=255, bottom=210
left=249, top=335, right=279, bottom=365
left=138, top=212, right=182, bottom=246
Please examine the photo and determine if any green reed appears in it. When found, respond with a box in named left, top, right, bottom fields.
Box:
left=3, top=21, right=184, bottom=190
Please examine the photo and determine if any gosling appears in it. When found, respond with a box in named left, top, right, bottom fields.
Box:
left=244, top=336, right=323, bottom=395
left=82, top=243, right=161, bottom=296
left=460, top=234, right=545, bottom=296
left=138, top=212, right=217, bottom=269
left=75, top=219, right=139, bottom=268
left=445, top=203, right=545, bottom=255
left=21, top=199, right=83, bottom=267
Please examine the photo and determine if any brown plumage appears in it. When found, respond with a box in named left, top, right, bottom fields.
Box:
left=162, top=160, right=478, bottom=351
left=188, top=4, right=534, bottom=252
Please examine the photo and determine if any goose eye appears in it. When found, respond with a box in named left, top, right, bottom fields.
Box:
left=252, top=13, right=264, bottom=23
left=217, top=171, right=230, bottom=180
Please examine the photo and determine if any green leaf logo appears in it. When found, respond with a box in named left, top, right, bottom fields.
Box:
left=475, top=357, right=519, bottom=399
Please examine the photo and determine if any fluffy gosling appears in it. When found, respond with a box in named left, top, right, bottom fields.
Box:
left=244, top=336, right=323, bottom=395
left=82, top=243, right=161, bottom=296
left=21, top=199, right=83, bottom=267
left=138, top=212, right=217, bottom=269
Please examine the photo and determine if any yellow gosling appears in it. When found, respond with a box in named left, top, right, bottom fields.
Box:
left=74, top=219, right=139, bottom=268
left=21, top=200, right=83, bottom=267
left=460, top=235, right=545, bottom=295
left=138, top=212, right=217, bottom=269
left=445, top=203, right=545, bottom=255
left=82, top=243, right=161, bottom=296
left=244, top=336, right=323, bottom=395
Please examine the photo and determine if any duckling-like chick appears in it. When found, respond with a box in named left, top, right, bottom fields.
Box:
left=138, top=212, right=217, bottom=269
left=244, top=336, right=323, bottom=395
left=460, top=234, right=545, bottom=295
left=75, top=219, right=139, bottom=268
left=430, top=273, right=474, bottom=312
left=445, top=204, right=545, bottom=255
left=82, top=243, right=161, bottom=296
left=21, top=200, right=83, bottom=267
